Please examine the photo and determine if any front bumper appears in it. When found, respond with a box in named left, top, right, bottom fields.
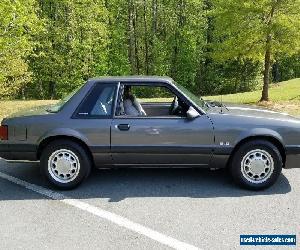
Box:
left=0, top=143, right=37, bottom=161
left=285, top=146, right=300, bottom=169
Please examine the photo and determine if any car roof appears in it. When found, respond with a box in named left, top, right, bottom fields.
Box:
left=88, top=76, right=174, bottom=84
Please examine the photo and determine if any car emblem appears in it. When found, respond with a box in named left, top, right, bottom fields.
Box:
left=220, top=141, right=230, bottom=146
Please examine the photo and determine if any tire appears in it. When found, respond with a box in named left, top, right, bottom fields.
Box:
left=229, top=140, right=282, bottom=190
left=40, top=140, right=92, bottom=189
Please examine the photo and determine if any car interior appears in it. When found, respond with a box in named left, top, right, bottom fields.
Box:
left=116, top=84, right=189, bottom=117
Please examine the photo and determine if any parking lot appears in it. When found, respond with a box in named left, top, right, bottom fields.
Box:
left=0, top=158, right=298, bottom=250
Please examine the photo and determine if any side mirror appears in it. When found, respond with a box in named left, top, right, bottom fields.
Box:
left=186, top=106, right=200, bottom=120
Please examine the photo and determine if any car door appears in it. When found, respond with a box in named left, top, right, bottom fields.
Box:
left=110, top=83, right=214, bottom=166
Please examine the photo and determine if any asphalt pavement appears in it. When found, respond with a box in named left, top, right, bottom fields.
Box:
left=0, top=159, right=299, bottom=250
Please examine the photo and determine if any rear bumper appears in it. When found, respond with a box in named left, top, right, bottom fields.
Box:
left=0, top=143, right=37, bottom=161
left=285, top=146, right=300, bottom=169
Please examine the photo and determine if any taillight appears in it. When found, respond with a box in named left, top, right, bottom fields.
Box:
left=0, top=125, right=8, bottom=140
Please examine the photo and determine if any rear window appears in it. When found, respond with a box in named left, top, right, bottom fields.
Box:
left=75, top=83, right=116, bottom=118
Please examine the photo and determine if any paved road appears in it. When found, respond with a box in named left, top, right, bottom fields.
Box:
left=0, top=159, right=299, bottom=249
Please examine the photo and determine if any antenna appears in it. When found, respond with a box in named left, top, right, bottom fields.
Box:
left=220, top=94, right=223, bottom=113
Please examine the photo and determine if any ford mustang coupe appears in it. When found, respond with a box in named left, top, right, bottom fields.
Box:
left=0, top=76, right=299, bottom=190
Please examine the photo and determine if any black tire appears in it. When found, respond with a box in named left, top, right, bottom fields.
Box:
left=40, top=140, right=92, bottom=190
left=229, top=140, right=282, bottom=190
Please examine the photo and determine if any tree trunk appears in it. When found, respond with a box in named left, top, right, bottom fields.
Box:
left=261, top=34, right=272, bottom=101
left=49, top=81, right=56, bottom=100
left=148, top=0, right=157, bottom=74
left=133, top=3, right=140, bottom=74
left=171, top=0, right=185, bottom=78
left=21, top=87, right=26, bottom=100
left=104, top=0, right=112, bottom=75
left=143, top=0, right=149, bottom=74
left=195, top=0, right=213, bottom=94
left=127, top=0, right=136, bottom=74
left=39, top=80, right=44, bottom=99
left=151, top=0, right=158, bottom=34
left=272, top=60, right=280, bottom=83
left=260, top=2, right=276, bottom=102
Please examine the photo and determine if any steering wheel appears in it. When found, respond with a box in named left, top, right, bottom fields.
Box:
left=169, top=96, right=179, bottom=115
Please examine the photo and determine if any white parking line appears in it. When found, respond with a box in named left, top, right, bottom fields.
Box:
left=0, top=171, right=201, bottom=250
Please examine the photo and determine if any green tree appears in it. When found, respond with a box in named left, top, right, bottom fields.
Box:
left=272, top=54, right=300, bottom=82
left=29, top=0, right=109, bottom=98
left=0, top=0, right=42, bottom=98
left=123, top=0, right=206, bottom=88
left=212, top=0, right=300, bottom=101
left=104, top=0, right=130, bottom=76
left=2, top=0, right=299, bottom=100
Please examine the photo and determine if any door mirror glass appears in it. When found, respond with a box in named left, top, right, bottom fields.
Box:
left=186, top=106, right=200, bottom=120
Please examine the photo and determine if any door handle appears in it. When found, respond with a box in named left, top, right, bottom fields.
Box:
left=117, top=124, right=130, bottom=131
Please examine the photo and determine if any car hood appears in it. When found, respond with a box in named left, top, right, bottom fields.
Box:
left=207, top=103, right=299, bottom=121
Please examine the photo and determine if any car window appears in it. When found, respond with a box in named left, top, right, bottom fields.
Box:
left=133, top=86, right=174, bottom=103
left=116, top=84, right=189, bottom=118
left=174, top=81, right=208, bottom=111
left=76, top=83, right=116, bottom=118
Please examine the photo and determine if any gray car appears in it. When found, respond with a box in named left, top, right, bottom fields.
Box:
left=0, top=76, right=299, bottom=190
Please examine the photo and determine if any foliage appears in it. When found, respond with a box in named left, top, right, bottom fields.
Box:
left=0, top=0, right=299, bottom=100
left=0, top=0, right=42, bottom=98
left=211, top=0, right=300, bottom=100
left=273, top=54, right=300, bottom=82
left=28, top=0, right=109, bottom=98
left=196, top=59, right=262, bottom=95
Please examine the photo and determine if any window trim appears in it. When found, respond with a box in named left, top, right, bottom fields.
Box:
left=72, top=82, right=118, bottom=119
left=114, top=115, right=186, bottom=120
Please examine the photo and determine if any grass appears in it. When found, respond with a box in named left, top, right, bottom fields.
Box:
left=0, top=78, right=299, bottom=121
left=204, top=78, right=300, bottom=115
left=204, top=78, right=300, bottom=103
left=0, top=100, right=57, bottom=121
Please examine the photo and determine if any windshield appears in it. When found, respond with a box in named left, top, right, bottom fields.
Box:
left=47, top=86, right=82, bottom=113
left=174, top=82, right=208, bottom=110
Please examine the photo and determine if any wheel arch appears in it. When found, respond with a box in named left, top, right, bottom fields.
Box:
left=228, top=135, right=286, bottom=168
left=37, top=135, right=94, bottom=166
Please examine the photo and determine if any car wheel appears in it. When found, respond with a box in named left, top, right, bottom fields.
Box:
left=230, top=140, right=282, bottom=190
left=40, top=140, right=92, bottom=189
